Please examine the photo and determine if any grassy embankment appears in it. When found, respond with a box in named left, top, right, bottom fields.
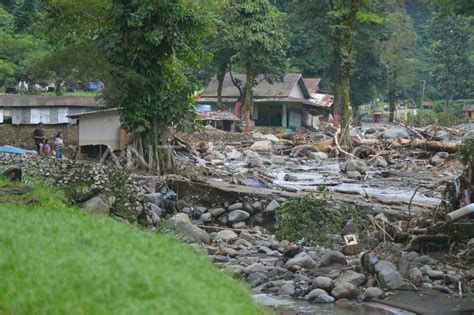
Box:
left=0, top=178, right=265, bottom=315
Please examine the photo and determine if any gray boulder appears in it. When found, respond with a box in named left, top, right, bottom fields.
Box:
left=226, top=150, right=243, bottom=161
left=383, top=127, right=410, bottom=139
left=210, top=150, right=225, bottom=161
left=278, top=282, right=295, bottom=296
left=261, top=134, right=280, bottom=143
left=331, top=282, right=361, bottom=300
left=228, top=202, right=243, bottom=211
left=200, top=212, right=212, bottom=223
left=250, top=140, right=273, bottom=152
left=245, top=263, right=266, bottom=274
left=312, top=277, right=334, bottom=291
left=378, top=270, right=404, bottom=289
left=210, top=207, right=226, bottom=217
left=319, top=251, right=347, bottom=267
left=215, top=230, right=238, bottom=240
left=308, top=152, right=328, bottom=161
left=228, top=210, right=250, bottom=223
left=144, top=192, right=163, bottom=206
left=305, top=288, right=327, bottom=300
left=82, top=195, right=113, bottom=214
left=374, top=260, right=397, bottom=273
left=345, top=160, right=368, bottom=174
left=339, top=270, right=366, bottom=286
left=314, top=294, right=335, bottom=303
left=264, top=200, right=280, bottom=212
left=165, top=213, right=210, bottom=244
left=361, top=287, right=384, bottom=301
left=244, top=150, right=263, bottom=167
left=285, top=252, right=316, bottom=269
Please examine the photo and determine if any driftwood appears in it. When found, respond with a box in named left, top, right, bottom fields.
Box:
left=445, top=203, right=474, bottom=222
left=410, top=139, right=460, bottom=153
left=99, top=147, right=122, bottom=168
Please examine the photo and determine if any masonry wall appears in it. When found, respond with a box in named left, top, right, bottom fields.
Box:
left=0, top=124, right=78, bottom=150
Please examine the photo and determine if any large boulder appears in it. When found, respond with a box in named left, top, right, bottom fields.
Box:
left=278, top=282, right=295, bottom=296
left=210, top=150, right=226, bottom=161
left=383, top=127, right=410, bottom=139
left=250, top=140, right=272, bottom=152
left=374, top=260, right=397, bottom=273
left=312, top=277, right=334, bottom=291
left=319, top=251, right=347, bottom=267
left=345, top=160, right=368, bottom=174
left=264, top=200, right=280, bottom=212
left=244, top=150, right=263, bottom=167
left=308, top=152, right=329, bottom=161
left=165, top=213, right=210, bottom=244
left=285, top=252, right=316, bottom=269
left=82, top=195, right=112, bottom=215
left=144, top=192, right=163, bottom=207
left=305, top=288, right=327, bottom=301
left=244, top=263, right=266, bottom=274
left=215, top=230, right=238, bottom=240
left=378, top=270, right=404, bottom=289
left=331, top=282, right=361, bottom=300
left=260, top=134, right=280, bottom=143
left=339, top=270, right=366, bottom=286
left=228, top=210, right=250, bottom=223
left=226, top=150, right=243, bottom=161
left=361, top=287, right=384, bottom=301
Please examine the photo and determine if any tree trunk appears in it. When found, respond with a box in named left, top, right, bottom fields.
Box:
left=216, top=63, right=227, bottom=109
left=244, top=69, right=254, bottom=130
left=445, top=89, right=449, bottom=110
left=388, top=90, right=395, bottom=123
left=340, top=39, right=351, bottom=142
left=331, top=45, right=342, bottom=126
left=55, top=80, right=63, bottom=96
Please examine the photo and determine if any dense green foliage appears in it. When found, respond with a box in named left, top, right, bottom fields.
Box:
left=0, top=179, right=264, bottom=315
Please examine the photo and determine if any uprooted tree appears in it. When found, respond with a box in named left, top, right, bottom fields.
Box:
left=101, top=0, right=209, bottom=173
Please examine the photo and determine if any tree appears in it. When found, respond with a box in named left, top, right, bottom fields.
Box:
left=101, top=0, right=209, bottom=173
left=430, top=12, right=472, bottom=108
left=380, top=12, right=416, bottom=122
left=222, top=0, right=288, bottom=129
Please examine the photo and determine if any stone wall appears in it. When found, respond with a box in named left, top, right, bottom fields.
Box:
left=0, top=124, right=78, bottom=150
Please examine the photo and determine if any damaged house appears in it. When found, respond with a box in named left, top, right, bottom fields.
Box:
left=196, top=73, right=333, bottom=129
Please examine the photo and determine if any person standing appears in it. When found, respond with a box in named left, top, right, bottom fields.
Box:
left=32, top=122, right=45, bottom=154
left=55, top=132, right=64, bottom=160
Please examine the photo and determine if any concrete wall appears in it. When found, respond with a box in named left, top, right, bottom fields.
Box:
left=0, top=124, right=78, bottom=150
left=78, top=110, right=121, bottom=150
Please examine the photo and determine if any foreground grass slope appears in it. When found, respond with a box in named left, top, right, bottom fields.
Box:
left=0, top=180, right=264, bottom=315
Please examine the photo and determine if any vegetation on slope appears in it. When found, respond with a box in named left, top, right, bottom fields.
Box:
left=0, top=179, right=265, bottom=315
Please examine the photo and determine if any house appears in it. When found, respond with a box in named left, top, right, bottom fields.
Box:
left=0, top=95, right=102, bottom=125
left=67, top=108, right=126, bottom=156
left=463, top=104, right=474, bottom=120
left=197, top=73, right=333, bottom=128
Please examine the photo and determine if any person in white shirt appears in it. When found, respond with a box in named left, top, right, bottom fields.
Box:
left=55, top=132, right=64, bottom=160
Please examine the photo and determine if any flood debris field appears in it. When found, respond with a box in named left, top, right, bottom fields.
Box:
left=1, top=122, right=473, bottom=315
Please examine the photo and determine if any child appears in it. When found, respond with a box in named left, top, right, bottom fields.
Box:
left=55, top=132, right=64, bottom=160
left=43, top=139, right=51, bottom=156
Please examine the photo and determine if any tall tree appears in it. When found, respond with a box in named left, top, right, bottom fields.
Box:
left=101, top=0, right=209, bottom=172
left=380, top=12, right=416, bottom=122
left=430, top=11, right=472, bottom=108
left=222, top=0, right=288, bottom=129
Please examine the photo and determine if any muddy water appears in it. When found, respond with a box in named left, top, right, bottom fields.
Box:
left=253, top=294, right=415, bottom=315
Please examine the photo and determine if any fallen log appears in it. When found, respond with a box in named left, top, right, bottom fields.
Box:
left=407, top=234, right=450, bottom=251
left=410, top=139, right=460, bottom=153
left=445, top=203, right=474, bottom=223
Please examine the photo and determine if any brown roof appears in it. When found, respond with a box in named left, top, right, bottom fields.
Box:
left=202, top=73, right=310, bottom=99
left=463, top=104, right=474, bottom=112
left=305, top=92, right=334, bottom=108
left=303, top=78, right=321, bottom=93
left=197, top=111, right=240, bottom=121
left=0, top=95, right=100, bottom=107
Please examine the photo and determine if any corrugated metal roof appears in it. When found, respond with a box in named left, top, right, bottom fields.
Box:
left=462, top=104, right=474, bottom=111
left=202, top=73, right=310, bottom=99
left=305, top=92, right=334, bottom=107
left=197, top=110, right=240, bottom=121
left=67, top=108, right=118, bottom=118
left=0, top=95, right=100, bottom=107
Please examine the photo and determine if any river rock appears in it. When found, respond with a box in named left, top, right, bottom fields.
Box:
left=345, top=160, right=368, bottom=174
left=374, top=260, right=397, bottom=273
left=232, top=222, right=246, bottom=229
left=244, top=150, right=263, bottom=167
left=166, top=213, right=210, bottom=244
left=378, top=270, right=404, bottom=289
left=251, top=140, right=272, bottom=152
left=414, top=255, right=436, bottom=264
left=331, top=282, right=361, bottom=300
left=305, top=288, right=327, bottom=300
left=420, top=265, right=444, bottom=279
left=278, top=282, right=295, bottom=296
left=312, top=277, right=334, bottom=291
left=228, top=202, right=243, bottom=211
left=210, top=150, right=225, bottom=161
left=271, top=155, right=288, bottom=164
left=371, top=157, right=388, bottom=168
left=383, top=127, right=410, bottom=139
left=361, top=287, right=384, bottom=301
left=401, top=251, right=419, bottom=262
left=200, top=212, right=212, bottom=223
left=210, top=207, right=226, bottom=217
left=226, top=150, right=243, bottom=161
left=247, top=272, right=268, bottom=286
left=264, top=199, right=280, bottom=212
left=339, top=270, right=366, bottom=286
left=285, top=252, right=316, bottom=269
left=143, top=192, right=163, bottom=206
left=82, top=195, right=111, bottom=214
left=319, top=251, right=347, bottom=267
left=245, top=263, right=266, bottom=274
left=407, top=267, right=423, bottom=285
left=215, top=229, right=238, bottom=240
left=308, top=152, right=328, bottom=161
left=314, top=293, right=335, bottom=303
left=261, top=134, right=280, bottom=143
left=217, top=214, right=228, bottom=225
left=228, top=210, right=250, bottom=222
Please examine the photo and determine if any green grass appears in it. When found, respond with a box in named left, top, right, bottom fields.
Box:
left=0, top=179, right=265, bottom=315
